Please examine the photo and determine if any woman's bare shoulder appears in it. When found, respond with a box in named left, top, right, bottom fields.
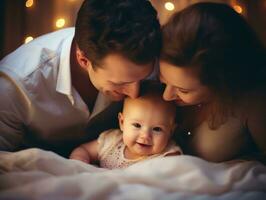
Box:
left=243, top=89, right=266, bottom=154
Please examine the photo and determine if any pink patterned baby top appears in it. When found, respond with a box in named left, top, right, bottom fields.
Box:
left=98, top=129, right=182, bottom=169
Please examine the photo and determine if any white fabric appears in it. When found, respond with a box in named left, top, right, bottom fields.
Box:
left=0, top=28, right=111, bottom=150
left=98, top=129, right=182, bottom=169
left=0, top=148, right=265, bottom=200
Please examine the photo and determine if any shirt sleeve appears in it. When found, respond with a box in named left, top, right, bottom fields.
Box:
left=0, top=74, right=29, bottom=151
left=162, top=140, right=183, bottom=156
left=97, top=129, right=122, bottom=159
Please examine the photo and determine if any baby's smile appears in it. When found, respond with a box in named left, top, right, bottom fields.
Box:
left=136, top=142, right=152, bottom=147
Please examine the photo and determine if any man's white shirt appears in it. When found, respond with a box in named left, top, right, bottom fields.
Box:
left=0, top=28, right=112, bottom=151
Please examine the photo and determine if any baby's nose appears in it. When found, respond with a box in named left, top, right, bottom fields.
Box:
left=137, top=131, right=152, bottom=145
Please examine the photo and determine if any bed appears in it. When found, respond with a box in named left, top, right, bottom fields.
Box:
left=0, top=148, right=266, bottom=199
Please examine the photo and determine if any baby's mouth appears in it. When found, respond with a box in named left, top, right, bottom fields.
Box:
left=136, top=142, right=152, bottom=147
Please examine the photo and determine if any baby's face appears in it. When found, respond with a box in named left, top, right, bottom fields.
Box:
left=119, top=96, right=176, bottom=158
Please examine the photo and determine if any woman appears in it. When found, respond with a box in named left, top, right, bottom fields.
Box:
left=160, top=2, right=266, bottom=162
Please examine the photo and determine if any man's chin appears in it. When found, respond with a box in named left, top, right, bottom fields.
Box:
left=106, top=93, right=125, bottom=101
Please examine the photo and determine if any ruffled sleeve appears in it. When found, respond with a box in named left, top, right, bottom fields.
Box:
left=98, top=129, right=123, bottom=160
left=162, top=141, right=183, bottom=156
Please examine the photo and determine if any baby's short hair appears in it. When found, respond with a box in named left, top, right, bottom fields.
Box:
left=124, top=81, right=177, bottom=119
left=137, top=81, right=181, bottom=124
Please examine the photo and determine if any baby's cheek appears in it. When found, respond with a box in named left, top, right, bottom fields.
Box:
left=153, top=137, right=169, bottom=153
left=123, top=132, right=137, bottom=144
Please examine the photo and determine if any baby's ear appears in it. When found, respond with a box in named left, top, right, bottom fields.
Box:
left=118, top=112, right=124, bottom=131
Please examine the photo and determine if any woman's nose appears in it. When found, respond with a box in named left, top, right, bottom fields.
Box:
left=163, top=85, right=177, bottom=101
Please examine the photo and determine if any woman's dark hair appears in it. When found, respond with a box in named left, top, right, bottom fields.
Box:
left=161, top=2, right=266, bottom=128
left=75, top=0, right=161, bottom=67
left=161, top=2, right=266, bottom=97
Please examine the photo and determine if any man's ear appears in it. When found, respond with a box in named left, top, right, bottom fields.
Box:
left=118, top=112, right=124, bottom=131
left=76, top=46, right=92, bottom=70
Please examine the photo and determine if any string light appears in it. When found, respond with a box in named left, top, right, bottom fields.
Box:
left=24, top=36, right=34, bottom=44
left=164, top=2, right=175, bottom=11
left=56, top=18, right=66, bottom=28
left=25, top=0, right=34, bottom=8
left=233, top=5, right=243, bottom=14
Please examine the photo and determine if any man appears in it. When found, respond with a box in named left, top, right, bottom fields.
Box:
left=0, top=0, right=161, bottom=156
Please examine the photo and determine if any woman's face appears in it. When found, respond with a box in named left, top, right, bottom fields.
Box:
left=159, top=61, right=212, bottom=106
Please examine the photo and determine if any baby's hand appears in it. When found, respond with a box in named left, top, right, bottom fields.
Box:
left=69, top=154, right=90, bottom=163
left=69, top=147, right=91, bottom=164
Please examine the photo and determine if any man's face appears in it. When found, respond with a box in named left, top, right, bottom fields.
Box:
left=88, top=54, right=154, bottom=101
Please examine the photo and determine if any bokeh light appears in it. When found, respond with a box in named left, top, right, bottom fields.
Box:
left=25, top=0, right=34, bottom=8
left=164, top=2, right=175, bottom=11
left=233, top=5, right=243, bottom=14
left=24, top=36, right=34, bottom=44
left=56, top=18, right=66, bottom=28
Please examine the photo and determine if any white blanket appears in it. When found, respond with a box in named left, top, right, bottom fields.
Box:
left=0, top=148, right=266, bottom=200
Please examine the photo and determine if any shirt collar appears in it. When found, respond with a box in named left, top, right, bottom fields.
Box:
left=56, top=29, right=75, bottom=97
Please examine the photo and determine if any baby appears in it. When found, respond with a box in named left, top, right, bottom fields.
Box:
left=70, top=82, right=182, bottom=169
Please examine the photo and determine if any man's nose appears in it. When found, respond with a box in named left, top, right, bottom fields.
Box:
left=124, top=82, right=139, bottom=98
left=163, top=85, right=177, bottom=101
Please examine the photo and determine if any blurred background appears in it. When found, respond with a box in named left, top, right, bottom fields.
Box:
left=0, top=0, right=265, bottom=59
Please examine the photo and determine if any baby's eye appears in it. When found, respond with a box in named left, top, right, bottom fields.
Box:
left=132, top=123, right=141, bottom=128
left=153, top=127, right=162, bottom=132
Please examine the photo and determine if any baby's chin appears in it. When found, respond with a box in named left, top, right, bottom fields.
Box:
left=133, top=148, right=162, bottom=157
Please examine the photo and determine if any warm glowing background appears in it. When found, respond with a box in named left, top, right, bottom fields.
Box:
left=0, top=0, right=265, bottom=59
